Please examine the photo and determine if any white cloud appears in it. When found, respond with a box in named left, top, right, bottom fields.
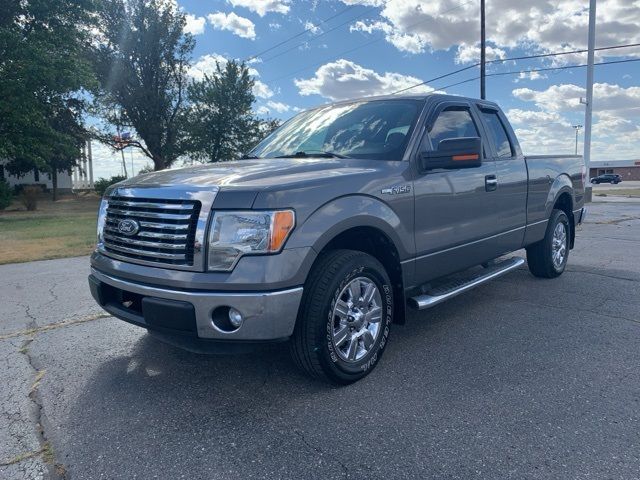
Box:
left=294, top=59, right=435, bottom=101
left=256, top=100, right=294, bottom=115
left=269, top=22, right=281, bottom=30
left=208, top=12, right=256, bottom=40
left=187, top=54, right=229, bottom=81
left=304, top=21, right=321, bottom=35
left=505, top=109, right=570, bottom=127
left=343, top=0, right=640, bottom=59
left=189, top=53, right=261, bottom=82
left=510, top=82, right=640, bottom=159
left=253, top=80, right=274, bottom=99
left=455, top=43, right=506, bottom=65
left=228, top=0, right=290, bottom=16
left=513, top=83, right=640, bottom=113
left=184, top=14, right=206, bottom=35
left=514, top=71, right=547, bottom=82
left=350, top=20, right=426, bottom=54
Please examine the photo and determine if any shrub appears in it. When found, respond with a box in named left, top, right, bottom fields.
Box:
left=0, top=180, right=12, bottom=210
left=20, top=185, right=40, bottom=211
left=94, top=175, right=127, bottom=196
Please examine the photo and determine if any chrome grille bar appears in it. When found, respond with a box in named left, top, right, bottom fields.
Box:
left=106, top=208, right=193, bottom=221
left=101, top=195, right=201, bottom=267
left=104, top=243, right=188, bottom=260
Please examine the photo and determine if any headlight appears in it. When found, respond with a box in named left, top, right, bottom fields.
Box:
left=207, top=210, right=295, bottom=271
left=96, top=198, right=108, bottom=249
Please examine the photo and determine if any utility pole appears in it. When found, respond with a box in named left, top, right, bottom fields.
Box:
left=582, top=0, right=596, bottom=202
left=573, top=125, right=583, bottom=155
left=480, top=0, right=486, bottom=99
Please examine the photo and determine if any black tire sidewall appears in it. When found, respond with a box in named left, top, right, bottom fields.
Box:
left=316, top=255, right=393, bottom=382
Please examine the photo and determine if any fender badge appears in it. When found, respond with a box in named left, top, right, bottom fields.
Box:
left=381, top=185, right=411, bottom=195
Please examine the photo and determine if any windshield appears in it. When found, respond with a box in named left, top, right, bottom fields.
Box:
left=249, top=99, right=424, bottom=161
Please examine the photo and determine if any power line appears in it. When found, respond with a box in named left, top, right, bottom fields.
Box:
left=434, top=57, right=640, bottom=92
left=390, top=42, right=640, bottom=95
left=262, top=0, right=475, bottom=84
left=259, top=5, right=381, bottom=64
left=244, top=4, right=359, bottom=62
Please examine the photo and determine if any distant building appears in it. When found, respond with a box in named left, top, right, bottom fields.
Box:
left=590, top=160, right=640, bottom=181
left=0, top=140, right=94, bottom=192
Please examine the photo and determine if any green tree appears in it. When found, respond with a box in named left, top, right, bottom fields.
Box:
left=0, top=0, right=96, bottom=197
left=93, top=0, right=193, bottom=170
left=184, top=60, right=279, bottom=162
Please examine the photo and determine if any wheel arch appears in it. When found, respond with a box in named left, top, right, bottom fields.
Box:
left=317, top=226, right=406, bottom=324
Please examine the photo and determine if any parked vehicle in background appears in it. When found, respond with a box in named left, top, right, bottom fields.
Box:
left=89, top=94, right=586, bottom=384
left=591, top=173, right=622, bottom=184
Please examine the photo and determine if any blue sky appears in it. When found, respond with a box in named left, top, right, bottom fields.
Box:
left=92, top=0, right=640, bottom=178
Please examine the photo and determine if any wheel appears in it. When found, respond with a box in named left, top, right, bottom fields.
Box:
left=290, top=249, right=393, bottom=384
left=526, top=209, right=570, bottom=278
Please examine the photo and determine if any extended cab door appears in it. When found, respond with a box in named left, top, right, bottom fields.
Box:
left=411, top=101, right=501, bottom=285
left=476, top=104, right=528, bottom=252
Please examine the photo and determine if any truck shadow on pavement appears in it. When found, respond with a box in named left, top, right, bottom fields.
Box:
left=62, top=265, right=640, bottom=478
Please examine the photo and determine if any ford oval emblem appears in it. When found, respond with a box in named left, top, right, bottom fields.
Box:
left=117, top=219, right=140, bottom=236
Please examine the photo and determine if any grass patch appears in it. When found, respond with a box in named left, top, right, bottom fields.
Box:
left=0, top=195, right=99, bottom=264
left=594, top=188, right=640, bottom=197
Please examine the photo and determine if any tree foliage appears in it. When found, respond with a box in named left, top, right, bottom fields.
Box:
left=184, top=60, right=280, bottom=162
left=93, top=0, right=193, bottom=170
left=0, top=0, right=96, bottom=195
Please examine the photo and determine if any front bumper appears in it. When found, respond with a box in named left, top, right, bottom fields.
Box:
left=89, top=268, right=303, bottom=347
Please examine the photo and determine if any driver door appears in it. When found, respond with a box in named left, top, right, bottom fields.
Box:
left=412, top=102, right=500, bottom=285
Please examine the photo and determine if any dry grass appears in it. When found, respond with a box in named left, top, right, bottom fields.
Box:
left=0, top=193, right=100, bottom=264
left=594, top=188, right=640, bottom=198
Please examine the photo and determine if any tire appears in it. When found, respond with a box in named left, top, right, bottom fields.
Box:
left=290, top=249, right=393, bottom=384
left=526, top=209, right=570, bottom=278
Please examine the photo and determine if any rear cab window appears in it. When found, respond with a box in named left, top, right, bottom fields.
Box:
left=480, top=108, right=514, bottom=158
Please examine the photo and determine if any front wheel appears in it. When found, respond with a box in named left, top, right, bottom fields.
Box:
left=526, top=209, right=570, bottom=278
left=290, top=250, right=393, bottom=384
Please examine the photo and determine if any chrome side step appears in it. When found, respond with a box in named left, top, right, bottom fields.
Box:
left=408, top=257, right=525, bottom=310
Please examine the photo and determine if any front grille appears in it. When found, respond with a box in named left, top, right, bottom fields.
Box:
left=103, top=196, right=201, bottom=266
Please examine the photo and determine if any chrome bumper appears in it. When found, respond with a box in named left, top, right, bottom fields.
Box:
left=90, top=268, right=303, bottom=341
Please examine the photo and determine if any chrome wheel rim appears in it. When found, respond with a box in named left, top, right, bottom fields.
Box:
left=331, top=277, right=383, bottom=363
left=552, top=222, right=567, bottom=269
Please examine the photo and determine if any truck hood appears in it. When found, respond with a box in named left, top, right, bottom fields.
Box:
left=114, top=158, right=378, bottom=190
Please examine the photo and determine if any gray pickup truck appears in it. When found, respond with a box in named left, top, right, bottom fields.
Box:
left=90, top=94, right=586, bottom=384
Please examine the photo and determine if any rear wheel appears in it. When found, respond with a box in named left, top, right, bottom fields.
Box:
left=526, top=209, right=570, bottom=278
left=290, top=249, right=393, bottom=384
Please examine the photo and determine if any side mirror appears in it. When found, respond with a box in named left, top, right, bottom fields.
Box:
left=420, top=137, right=482, bottom=171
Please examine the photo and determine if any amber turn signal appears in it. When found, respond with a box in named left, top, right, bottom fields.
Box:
left=269, top=210, right=295, bottom=251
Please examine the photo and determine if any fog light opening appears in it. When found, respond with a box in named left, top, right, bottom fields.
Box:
left=211, top=306, right=243, bottom=333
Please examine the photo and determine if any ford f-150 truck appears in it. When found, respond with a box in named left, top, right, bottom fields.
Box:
left=89, top=94, right=586, bottom=384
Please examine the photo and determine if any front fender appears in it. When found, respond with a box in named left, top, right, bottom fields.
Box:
left=286, top=195, right=414, bottom=261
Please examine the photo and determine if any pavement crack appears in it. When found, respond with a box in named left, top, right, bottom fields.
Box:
left=0, top=312, right=111, bottom=341
left=20, top=336, right=68, bottom=479
left=294, top=429, right=349, bottom=478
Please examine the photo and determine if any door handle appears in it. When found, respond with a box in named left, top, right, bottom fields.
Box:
left=485, top=175, right=498, bottom=192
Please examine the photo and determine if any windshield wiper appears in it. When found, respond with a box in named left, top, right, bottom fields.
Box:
left=240, top=154, right=261, bottom=159
left=275, top=151, right=350, bottom=159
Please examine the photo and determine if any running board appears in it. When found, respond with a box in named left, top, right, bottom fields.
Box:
left=408, top=257, right=525, bottom=310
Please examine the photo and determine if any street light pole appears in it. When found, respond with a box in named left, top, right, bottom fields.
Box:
left=480, top=0, right=486, bottom=99
left=582, top=0, right=596, bottom=202
left=573, top=124, right=583, bottom=155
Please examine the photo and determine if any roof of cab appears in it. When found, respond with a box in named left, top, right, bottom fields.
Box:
left=313, top=93, right=501, bottom=110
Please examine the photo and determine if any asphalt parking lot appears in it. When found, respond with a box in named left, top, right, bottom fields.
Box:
left=1, top=201, right=639, bottom=480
